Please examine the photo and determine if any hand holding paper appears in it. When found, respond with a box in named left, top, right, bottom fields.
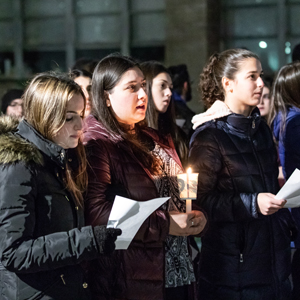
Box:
left=275, top=168, right=300, bottom=208
left=107, top=195, right=170, bottom=249
left=257, top=193, right=286, bottom=215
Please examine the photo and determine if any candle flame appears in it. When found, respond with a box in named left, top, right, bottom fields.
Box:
left=187, top=167, right=192, bottom=174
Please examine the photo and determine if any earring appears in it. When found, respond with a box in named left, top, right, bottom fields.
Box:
left=230, top=89, right=233, bottom=93
left=106, top=100, right=111, bottom=107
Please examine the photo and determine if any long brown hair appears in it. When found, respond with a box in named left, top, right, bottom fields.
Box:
left=200, top=49, right=260, bottom=108
left=268, top=61, right=300, bottom=139
left=91, top=54, right=161, bottom=174
left=140, top=60, right=189, bottom=167
left=23, top=72, right=88, bottom=207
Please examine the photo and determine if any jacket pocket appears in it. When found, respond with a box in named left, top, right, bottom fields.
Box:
left=26, top=274, right=63, bottom=300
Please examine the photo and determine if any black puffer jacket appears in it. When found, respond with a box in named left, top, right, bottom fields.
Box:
left=0, top=117, right=100, bottom=300
left=189, top=106, right=294, bottom=300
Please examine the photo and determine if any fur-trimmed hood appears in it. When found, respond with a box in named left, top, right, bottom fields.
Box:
left=0, top=115, right=43, bottom=165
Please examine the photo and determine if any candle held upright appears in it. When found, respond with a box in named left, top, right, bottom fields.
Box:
left=176, top=167, right=199, bottom=213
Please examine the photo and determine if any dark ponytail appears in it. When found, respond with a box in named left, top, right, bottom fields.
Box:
left=200, top=49, right=260, bottom=108
left=200, top=53, right=223, bottom=107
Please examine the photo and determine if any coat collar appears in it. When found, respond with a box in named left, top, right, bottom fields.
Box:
left=17, top=119, right=67, bottom=168
left=83, top=115, right=182, bottom=169
left=225, top=107, right=261, bottom=136
left=192, top=106, right=262, bottom=141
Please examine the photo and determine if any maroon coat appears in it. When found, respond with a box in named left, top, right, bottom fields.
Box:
left=83, top=115, right=182, bottom=300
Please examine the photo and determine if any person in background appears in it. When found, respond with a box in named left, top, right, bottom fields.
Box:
left=257, top=78, right=272, bottom=119
left=71, top=69, right=92, bottom=117
left=0, top=72, right=121, bottom=300
left=72, top=57, right=98, bottom=75
left=83, top=54, right=207, bottom=300
left=1, top=88, right=24, bottom=117
left=168, top=64, right=195, bottom=137
left=257, top=76, right=285, bottom=187
left=141, top=60, right=189, bottom=168
left=268, top=61, right=300, bottom=300
left=189, top=48, right=294, bottom=300
left=292, top=43, right=300, bottom=62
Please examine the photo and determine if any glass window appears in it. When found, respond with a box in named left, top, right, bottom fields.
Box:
left=24, top=51, right=66, bottom=73
left=76, top=49, right=120, bottom=61
left=222, top=0, right=276, bottom=6
left=289, top=4, right=300, bottom=35
left=225, top=7, right=277, bottom=37
left=77, top=16, right=121, bottom=45
left=75, top=0, right=121, bottom=14
left=132, top=12, right=165, bottom=44
left=131, top=46, right=165, bottom=61
left=25, top=19, right=65, bottom=47
left=24, top=0, right=66, bottom=17
left=0, top=52, right=14, bottom=75
left=0, top=1, right=13, bottom=18
left=0, top=21, right=14, bottom=48
left=226, top=38, right=279, bottom=73
left=131, top=0, right=165, bottom=11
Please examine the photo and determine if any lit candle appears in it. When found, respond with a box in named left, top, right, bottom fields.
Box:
left=176, top=167, right=198, bottom=213
left=186, top=168, right=192, bottom=212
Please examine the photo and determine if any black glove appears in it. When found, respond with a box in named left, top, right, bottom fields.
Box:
left=93, top=225, right=122, bottom=255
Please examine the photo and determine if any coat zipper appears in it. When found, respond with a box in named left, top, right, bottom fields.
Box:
left=61, top=274, right=66, bottom=285
left=249, top=119, right=280, bottom=296
left=239, top=253, right=244, bottom=263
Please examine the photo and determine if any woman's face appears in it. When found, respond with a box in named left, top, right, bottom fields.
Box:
left=6, top=98, right=23, bottom=117
left=74, top=76, right=91, bottom=117
left=151, top=72, right=173, bottom=113
left=257, top=86, right=270, bottom=117
left=226, top=57, right=264, bottom=116
left=52, top=93, right=85, bottom=149
left=107, top=67, right=147, bottom=129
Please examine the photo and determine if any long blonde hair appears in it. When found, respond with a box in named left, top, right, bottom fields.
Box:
left=23, top=72, right=88, bottom=207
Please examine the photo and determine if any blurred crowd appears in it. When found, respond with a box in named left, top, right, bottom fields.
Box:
left=1, top=43, right=300, bottom=300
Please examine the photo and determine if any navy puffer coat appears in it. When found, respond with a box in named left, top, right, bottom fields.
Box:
left=189, top=107, right=294, bottom=300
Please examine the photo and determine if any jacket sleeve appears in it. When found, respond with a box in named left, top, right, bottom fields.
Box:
left=284, top=115, right=300, bottom=179
left=0, top=162, right=100, bottom=273
left=84, top=139, right=169, bottom=244
left=189, top=130, right=258, bottom=223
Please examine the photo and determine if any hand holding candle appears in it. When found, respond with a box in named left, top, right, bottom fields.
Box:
left=177, top=167, right=198, bottom=213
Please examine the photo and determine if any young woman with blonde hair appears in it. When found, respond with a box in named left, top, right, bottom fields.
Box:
left=0, top=72, right=121, bottom=300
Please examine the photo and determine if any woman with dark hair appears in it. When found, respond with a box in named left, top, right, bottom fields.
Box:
left=70, top=69, right=92, bottom=117
left=140, top=60, right=189, bottom=167
left=83, top=54, right=207, bottom=300
left=0, top=72, right=121, bottom=300
left=257, top=78, right=272, bottom=119
left=189, top=48, right=294, bottom=299
left=269, top=61, right=300, bottom=300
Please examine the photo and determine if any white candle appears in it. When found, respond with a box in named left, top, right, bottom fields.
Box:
left=186, top=199, right=192, bottom=213
left=186, top=168, right=192, bottom=212
left=176, top=168, right=198, bottom=213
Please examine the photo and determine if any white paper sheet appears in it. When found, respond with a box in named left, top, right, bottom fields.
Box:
left=107, top=195, right=170, bottom=249
left=275, top=168, right=300, bottom=208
